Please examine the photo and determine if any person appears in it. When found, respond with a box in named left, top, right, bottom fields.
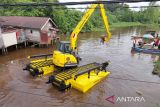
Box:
left=158, top=44, right=160, bottom=50
left=156, top=34, right=159, bottom=38
left=133, top=39, right=136, bottom=48
left=65, top=45, right=71, bottom=53
left=151, top=40, right=155, bottom=48
left=100, top=36, right=105, bottom=44
left=155, top=39, right=159, bottom=46
left=138, top=39, right=143, bottom=47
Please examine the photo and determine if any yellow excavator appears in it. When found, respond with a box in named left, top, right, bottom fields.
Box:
left=53, top=4, right=111, bottom=68
left=24, top=3, right=111, bottom=93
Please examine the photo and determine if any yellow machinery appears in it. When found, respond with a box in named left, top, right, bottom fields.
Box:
left=46, top=62, right=110, bottom=93
left=25, top=54, right=54, bottom=76
left=53, top=3, right=111, bottom=68
left=24, top=3, right=111, bottom=93
left=53, top=41, right=78, bottom=67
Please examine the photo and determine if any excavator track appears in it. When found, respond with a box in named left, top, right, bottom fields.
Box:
left=24, top=54, right=54, bottom=76
left=25, top=58, right=54, bottom=76
left=30, top=59, right=53, bottom=68
left=55, top=63, right=99, bottom=81
left=47, top=62, right=110, bottom=93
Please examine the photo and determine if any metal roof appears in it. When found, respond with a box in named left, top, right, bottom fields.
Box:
left=0, top=16, right=57, bottom=30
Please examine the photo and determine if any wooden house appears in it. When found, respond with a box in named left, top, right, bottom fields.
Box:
left=0, top=16, right=58, bottom=45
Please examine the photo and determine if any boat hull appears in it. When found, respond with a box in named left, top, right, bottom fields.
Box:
left=132, top=47, right=160, bottom=54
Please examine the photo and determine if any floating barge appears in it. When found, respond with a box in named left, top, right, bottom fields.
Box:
left=47, top=62, right=110, bottom=93
left=25, top=54, right=54, bottom=76
left=24, top=54, right=110, bottom=93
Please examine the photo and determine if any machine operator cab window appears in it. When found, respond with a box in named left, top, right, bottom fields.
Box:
left=57, top=41, right=72, bottom=54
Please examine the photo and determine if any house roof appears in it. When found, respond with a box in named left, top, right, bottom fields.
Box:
left=0, top=16, right=57, bottom=30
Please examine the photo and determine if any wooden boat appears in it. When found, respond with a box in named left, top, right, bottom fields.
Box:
left=131, top=30, right=160, bottom=54
left=132, top=47, right=160, bottom=54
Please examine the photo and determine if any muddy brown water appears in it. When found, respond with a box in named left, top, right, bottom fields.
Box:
left=0, top=27, right=160, bottom=107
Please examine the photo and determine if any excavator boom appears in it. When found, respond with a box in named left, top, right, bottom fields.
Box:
left=70, top=4, right=111, bottom=50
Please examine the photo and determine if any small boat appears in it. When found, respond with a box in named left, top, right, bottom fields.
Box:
left=132, top=47, right=160, bottom=54
left=131, top=30, right=160, bottom=54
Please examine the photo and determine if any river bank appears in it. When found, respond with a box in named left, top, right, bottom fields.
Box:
left=91, top=22, right=160, bottom=31
left=153, top=61, right=160, bottom=76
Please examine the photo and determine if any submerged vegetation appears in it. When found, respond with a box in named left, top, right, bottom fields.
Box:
left=0, top=0, right=160, bottom=33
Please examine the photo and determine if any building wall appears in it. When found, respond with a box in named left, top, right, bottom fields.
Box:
left=25, top=29, right=40, bottom=42
left=42, top=21, right=57, bottom=38
left=40, top=20, right=57, bottom=44
left=42, top=21, right=53, bottom=31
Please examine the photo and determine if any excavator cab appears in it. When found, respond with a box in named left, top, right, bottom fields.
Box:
left=53, top=41, right=78, bottom=68
left=57, top=41, right=72, bottom=54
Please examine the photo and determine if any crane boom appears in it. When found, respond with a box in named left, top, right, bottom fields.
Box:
left=70, top=4, right=111, bottom=50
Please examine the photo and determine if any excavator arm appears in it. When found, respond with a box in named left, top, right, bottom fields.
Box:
left=70, top=4, right=111, bottom=51
left=99, top=4, right=111, bottom=42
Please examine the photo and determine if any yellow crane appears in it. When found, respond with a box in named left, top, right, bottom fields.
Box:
left=53, top=3, right=111, bottom=68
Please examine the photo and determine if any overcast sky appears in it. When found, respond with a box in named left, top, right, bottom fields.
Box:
left=59, top=0, right=160, bottom=11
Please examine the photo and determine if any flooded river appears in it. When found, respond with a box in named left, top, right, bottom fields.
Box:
left=0, top=27, right=160, bottom=107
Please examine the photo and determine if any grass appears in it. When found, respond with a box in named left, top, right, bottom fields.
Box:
left=153, top=61, right=160, bottom=76
left=110, top=22, right=144, bottom=28
left=91, top=27, right=106, bottom=32
left=91, top=22, right=145, bottom=32
left=91, top=22, right=160, bottom=32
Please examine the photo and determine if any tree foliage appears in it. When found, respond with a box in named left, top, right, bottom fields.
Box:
left=0, top=0, right=160, bottom=33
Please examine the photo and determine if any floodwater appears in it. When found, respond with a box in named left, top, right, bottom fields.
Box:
left=0, top=26, right=160, bottom=107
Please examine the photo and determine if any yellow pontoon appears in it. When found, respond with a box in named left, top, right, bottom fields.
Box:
left=46, top=62, right=110, bottom=93
left=24, top=54, right=55, bottom=76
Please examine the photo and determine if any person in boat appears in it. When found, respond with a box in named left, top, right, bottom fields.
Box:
left=155, top=33, right=159, bottom=38
left=138, top=38, right=143, bottom=47
left=157, top=39, right=160, bottom=50
left=152, top=33, right=159, bottom=46
left=133, top=38, right=136, bottom=48
left=153, top=38, right=160, bottom=49
left=158, top=45, right=160, bottom=50
left=151, top=40, right=156, bottom=48
left=155, top=39, right=160, bottom=46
